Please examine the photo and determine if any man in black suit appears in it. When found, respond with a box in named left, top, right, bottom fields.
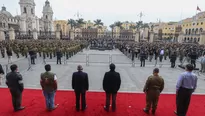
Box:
left=72, top=65, right=89, bottom=111
left=103, top=63, right=121, bottom=112
left=0, top=64, right=5, bottom=85
left=56, top=48, right=62, bottom=65
left=6, top=64, right=25, bottom=112
left=29, top=49, right=36, bottom=64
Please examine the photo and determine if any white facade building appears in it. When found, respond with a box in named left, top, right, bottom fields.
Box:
left=0, top=0, right=54, bottom=33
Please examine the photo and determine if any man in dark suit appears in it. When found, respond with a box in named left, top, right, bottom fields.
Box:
left=29, top=49, right=36, bottom=64
left=72, top=65, right=89, bottom=111
left=56, top=48, right=62, bottom=65
left=6, top=64, right=25, bottom=112
left=103, top=63, right=121, bottom=112
left=0, top=64, right=5, bottom=85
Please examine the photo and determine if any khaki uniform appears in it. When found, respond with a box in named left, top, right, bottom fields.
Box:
left=143, top=75, right=164, bottom=112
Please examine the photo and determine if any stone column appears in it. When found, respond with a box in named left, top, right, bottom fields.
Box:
left=9, top=27, right=15, bottom=40
left=149, top=31, right=154, bottom=43
left=56, top=30, right=61, bottom=39
left=135, top=31, right=140, bottom=42
left=178, top=32, right=184, bottom=43
left=70, top=30, right=74, bottom=40
left=199, top=31, right=205, bottom=45
left=33, top=28, right=38, bottom=40
left=0, top=28, right=5, bottom=41
left=56, top=24, right=61, bottom=39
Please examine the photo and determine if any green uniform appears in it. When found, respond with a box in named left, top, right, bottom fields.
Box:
left=143, top=75, right=164, bottom=112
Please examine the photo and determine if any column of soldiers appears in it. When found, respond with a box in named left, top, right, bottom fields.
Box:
left=0, top=40, right=87, bottom=65
left=116, top=41, right=205, bottom=68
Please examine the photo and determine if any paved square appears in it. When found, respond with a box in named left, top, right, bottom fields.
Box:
left=1, top=49, right=205, bottom=94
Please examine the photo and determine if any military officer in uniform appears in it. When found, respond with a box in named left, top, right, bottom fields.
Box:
left=143, top=68, right=164, bottom=115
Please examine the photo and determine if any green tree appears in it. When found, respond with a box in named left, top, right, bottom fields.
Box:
left=109, top=24, right=115, bottom=38
left=67, top=19, right=76, bottom=29
left=76, top=18, right=85, bottom=28
left=94, top=19, right=104, bottom=29
left=114, top=21, right=123, bottom=29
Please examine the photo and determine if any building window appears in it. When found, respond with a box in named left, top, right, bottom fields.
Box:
left=193, top=23, right=195, bottom=26
left=24, top=7, right=27, bottom=13
left=201, top=22, right=203, bottom=25
left=3, top=23, right=5, bottom=28
left=46, top=15, right=48, bottom=19
left=31, top=9, right=34, bottom=14
left=197, top=23, right=199, bottom=25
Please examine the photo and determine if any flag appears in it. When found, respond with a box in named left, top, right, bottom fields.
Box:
left=197, top=6, right=201, bottom=11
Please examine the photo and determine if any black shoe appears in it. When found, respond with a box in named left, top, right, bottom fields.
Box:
left=82, top=105, right=87, bottom=111
left=104, top=106, right=109, bottom=112
left=152, top=110, right=155, bottom=115
left=143, top=108, right=149, bottom=114
left=14, top=106, right=25, bottom=112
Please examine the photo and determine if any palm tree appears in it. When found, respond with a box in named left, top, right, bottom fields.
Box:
left=114, top=21, right=123, bottom=29
left=141, top=23, right=149, bottom=30
left=136, top=21, right=143, bottom=31
left=76, top=18, right=85, bottom=28
left=109, top=24, right=115, bottom=38
left=67, top=19, right=76, bottom=30
left=94, top=19, right=104, bottom=29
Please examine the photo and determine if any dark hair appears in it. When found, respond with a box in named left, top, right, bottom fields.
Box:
left=45, top=64, right=51, bottom=71
left=186, top=64, right=194, bottom=71
left=153, top=68, right=159, bottom=73
left=110, top=63, right=115, bottom=71
left=10, top=64, right=18, bottom=72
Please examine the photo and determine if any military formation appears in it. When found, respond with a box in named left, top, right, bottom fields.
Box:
left=0, top=40, right=88, bottom=64
left=116, top=40, right=205, bottom=68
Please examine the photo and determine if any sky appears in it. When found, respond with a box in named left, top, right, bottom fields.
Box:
left=1, top=0, right=205, bottom=27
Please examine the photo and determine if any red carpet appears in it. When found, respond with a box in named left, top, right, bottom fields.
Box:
left=0, top=88, right=205, bottom=116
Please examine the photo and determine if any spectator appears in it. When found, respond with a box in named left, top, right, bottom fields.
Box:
left=6, top=64, right=25, bottom=112
left=175, top=64, right=198, bottom=116
left=40, top=64, right=59, bottom=111
left=103, top=63, right=121, bottom=112
left=0, top=64, right=5, bottom=85
left=72, top=65, right=89, bottom=111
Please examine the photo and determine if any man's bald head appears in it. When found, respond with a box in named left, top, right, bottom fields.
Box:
left=77, top=65, right=83, bottom=71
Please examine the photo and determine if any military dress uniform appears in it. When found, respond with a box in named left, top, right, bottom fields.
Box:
left=143, top=73, right=164, bottom=114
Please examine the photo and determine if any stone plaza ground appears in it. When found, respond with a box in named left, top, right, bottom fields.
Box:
left=0, top=49, right=205, bottom=94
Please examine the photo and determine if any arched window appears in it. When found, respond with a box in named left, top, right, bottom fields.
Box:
left=194, top=38, right=196, bottom=42
left=195, top=28, right=199, bottom=34
left=188, top=29, right=191, bottom=35
left=46, top=15, right=48, bottom=19
left=185, top=29, right=188, bottom=35
left=28, top=30, right=31, bottom=35
left=198, top=38, right=200, bottom=42
left=192, top=29, right=195, bottom=34
left=31, top=9, right=34, bottom=14
left=200, top=28, right=203, bottom=32
left=24, top=7, right=27, bottom=13
left=187, top=38, right=189, bottom=41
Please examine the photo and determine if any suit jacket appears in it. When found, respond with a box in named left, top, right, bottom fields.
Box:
left=56, top=51, right=62, bottom=58
left=0, top=64, right=4, bottom=74
left=6, top=71, right=24, bottom=92
left=103, top=70, right=121, bottom=94
left=72, top=71, right=89, bottom=93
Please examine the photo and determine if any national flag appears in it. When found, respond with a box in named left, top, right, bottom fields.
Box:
left=197, top=6, right=201, bottom=11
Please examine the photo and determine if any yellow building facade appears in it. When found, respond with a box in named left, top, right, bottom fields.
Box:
left=53, top=20, right=69, bottom=36
left=154, top=11, right=205, bottom=42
